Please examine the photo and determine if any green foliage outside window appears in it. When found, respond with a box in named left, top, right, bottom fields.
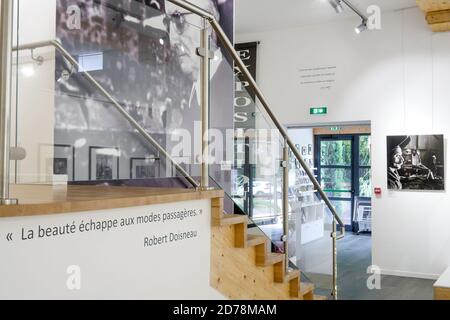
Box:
left=320, top=141, right=352, bottom=166
left=320, top=136, right=372, bottom=197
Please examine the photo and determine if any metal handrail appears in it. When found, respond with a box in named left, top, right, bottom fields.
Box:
left=10, top=4, right=344, bottom=234
left=13, top=40, right=200, bottom=189
left=0, top=0, right=17, bottom=205
left=2, top=0, right=347, bottom=299
left=168, top=0, right=345, bottom=237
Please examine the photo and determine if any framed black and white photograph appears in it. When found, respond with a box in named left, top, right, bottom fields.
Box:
left=54, top=144, right=75, bottom=180
left=301, top=146, right=307, bottom=156
left=89, top=146, right=120, bottom=181
left=387, top=135, right=445, bottom=191
left=130, top=157, right=160, bottom=179
left=53, top=158, right=68, bottom=175
left=39, top=144, right=75, bottom=182
left=55, top=1, right=235, bottom=186
left=308, top=144, right=313, bottom=155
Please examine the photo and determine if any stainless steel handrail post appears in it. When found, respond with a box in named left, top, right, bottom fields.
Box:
left=198, top=18, right=211, bottom=190
left=332, top=220, right=338, bottom=300
left=282, top=139, right=290, bottom=272
left=0, top=0, right=18, bottom=205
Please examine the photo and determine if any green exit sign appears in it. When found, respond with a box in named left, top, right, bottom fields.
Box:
left=310, top=107, right=328, bottom=115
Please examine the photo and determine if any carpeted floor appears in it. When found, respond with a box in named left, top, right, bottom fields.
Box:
left=335, top=233, right=435, bottom=300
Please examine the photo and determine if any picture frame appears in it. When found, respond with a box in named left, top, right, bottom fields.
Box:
left=308, top=144, right=313, bottom=155
left=54, top=144, right=75, bottom=181
left=89, top=146, right=120, bottom=181
left=130, top=157, right=161, bottom=179
left=386, top=135, right=445, bottom=191
left=301, top=146, right=307, bottom=156
left=38, top=143, right=75, bottom=183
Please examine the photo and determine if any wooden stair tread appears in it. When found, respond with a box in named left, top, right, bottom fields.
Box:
left=275, top=268, right=300, bottom=283
left=300, top=282, right=315, bottom=295
left=284, top=269, right=301, bottom=282
left=211, top=195, right=322, bottom=300
left=246, top=235, right=267, bottom=247
left=257, top=253, right=284, bottom=267
left=220, top=214, right=247, bottom=226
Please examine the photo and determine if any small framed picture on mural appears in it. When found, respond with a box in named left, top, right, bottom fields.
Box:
left=89, top=146, right=120, bottom=181
left=54, top=144, right=75, bottom=181
left=39, top=144, right=75, bottom=182
left=130, top=157, right=160, bottom=179
left=308, top=144, right=313, bottom=155
left=53, top=158, right=68, bottom=175
left=301, top=146, right=307, bottom=156
left=386, top=135, right=445, bottom=191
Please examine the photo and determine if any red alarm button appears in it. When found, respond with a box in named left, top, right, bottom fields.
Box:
left=374, top=187, right=382, bottom=196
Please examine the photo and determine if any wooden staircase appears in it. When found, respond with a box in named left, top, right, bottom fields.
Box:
left=211, top=198, right=327, bottom=300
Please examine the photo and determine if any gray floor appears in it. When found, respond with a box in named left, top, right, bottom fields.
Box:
left=335, top=233, right=435, bottom=300
left=252, top=221, right=435, bottom=300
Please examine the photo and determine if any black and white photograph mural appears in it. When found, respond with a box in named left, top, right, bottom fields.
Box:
left=54, top=0, right=234, bottom=182
left=234, top=42, right=258, bottom=130
left=387, top=135, right=445, bottom=191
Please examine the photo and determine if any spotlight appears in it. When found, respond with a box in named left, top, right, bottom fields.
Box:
left=328, top=0, right=344, bottom=14
left=21, top=65, right=35, bottom=78
left=355, top=20, right=368, bottom=34
left=326, top=0, right=370, bottom=34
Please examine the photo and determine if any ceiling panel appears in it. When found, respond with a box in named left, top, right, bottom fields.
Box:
left=236, top=0, right=418, bottom=34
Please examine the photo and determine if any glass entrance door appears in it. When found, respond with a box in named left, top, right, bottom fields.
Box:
left=317, top=137, right=354, bottom=229
left=315, top=134, right=372, bottom=230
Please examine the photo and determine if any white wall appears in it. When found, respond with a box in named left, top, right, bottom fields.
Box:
left=238, top=8, right=450, bottom=279
left=11, top=0, right=56, bottom=183
left=288, top=128, right=314, bottom=155
left=0, top=199, right=224, bottom=299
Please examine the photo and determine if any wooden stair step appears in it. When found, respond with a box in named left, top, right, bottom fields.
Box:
left=274, top=268, right=300, bottom=283
left=256, top=253, right=284, bottom=267
left=220, top=214, right=248, bottom=226
left=314, top=295, right=328, bottom=300
left=246, top=235, right=267, bottom=248
left=300, top=282, right=315, bottom=294
left=284, top=269, right=301, bottom=283
left=300, top=282, right=315, bottom=300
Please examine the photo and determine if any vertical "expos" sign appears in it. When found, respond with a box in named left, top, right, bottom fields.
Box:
left=234, top=42, right=258, bottom=130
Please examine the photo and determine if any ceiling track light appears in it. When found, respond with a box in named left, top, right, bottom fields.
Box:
left=355, top=19, right=368, bottom=34
left=328, top=0, right=343, bottom=14
left=328, top=0, right=370, bottom=34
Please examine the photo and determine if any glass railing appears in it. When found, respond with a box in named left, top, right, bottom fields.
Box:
left=287, top=157, right=334, bottom=298
left=10, top=0, right=208, bottom=188
left=3, top=0, right=343, bottom=299
left=228, top=73, right=286, bottom=252
left=206, top=0, right=343, bottom=298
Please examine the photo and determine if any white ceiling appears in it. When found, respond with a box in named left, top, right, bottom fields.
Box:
left=235, top=0, right=418, bottom=34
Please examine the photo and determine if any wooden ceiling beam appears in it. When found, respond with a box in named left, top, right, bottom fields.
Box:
left=416, top=0, right=450, bottom=32
left=427, top=9, right=450, bottom=24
